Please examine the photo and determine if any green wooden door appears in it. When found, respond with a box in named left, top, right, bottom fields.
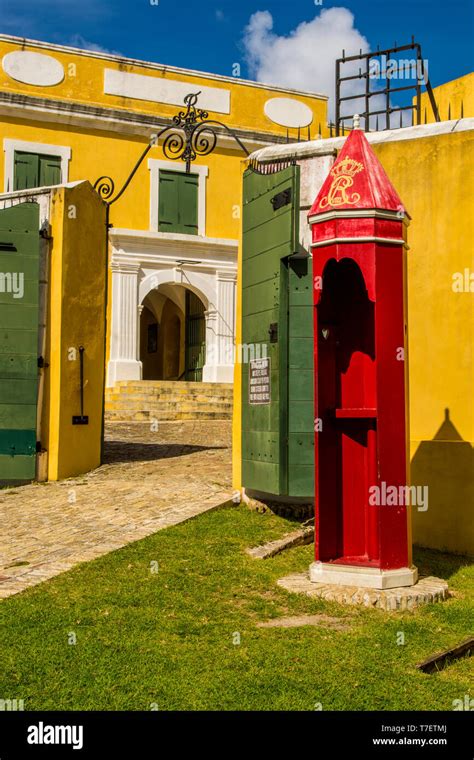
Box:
left=241, top=164, right=314, bottom=498
left=185, top=291, right=206, bottom=382
left=158, top=170, right=198, bottom=235
left=13, top=152, right=61, bottom=191
left=0, top=202, right=41, bottom=483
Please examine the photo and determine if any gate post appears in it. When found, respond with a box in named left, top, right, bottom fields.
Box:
left=308, top=119, right=417, bottom=589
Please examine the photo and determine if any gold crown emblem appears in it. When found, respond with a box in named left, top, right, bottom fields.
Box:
left=330, top=158, right=364, bottom=178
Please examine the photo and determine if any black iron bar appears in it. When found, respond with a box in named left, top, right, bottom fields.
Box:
left=335, top=39, right=440, bottom=133
left=335, top=58, right=341, bottom=136
left=339, top=41, right=417, bottom=63
left=72, top=346, right=88, bottom=425
left=339, top=82, right=423, bottom=100
left=79, top=346, right=85, bottom=418
left=365, top=55, right=370, bottom=131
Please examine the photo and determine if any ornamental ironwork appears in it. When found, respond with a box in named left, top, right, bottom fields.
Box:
left=94, top=92, right=249, bottom=206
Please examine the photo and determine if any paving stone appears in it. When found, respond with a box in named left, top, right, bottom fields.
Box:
left=247, top=526, right=314, bottom=559
left=277, top=571, right=450, bottom=611
left=0, top=421, right=232, bottom=599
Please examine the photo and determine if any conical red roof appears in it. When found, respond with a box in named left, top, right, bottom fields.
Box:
left=309, top=128, right=408, bottom=217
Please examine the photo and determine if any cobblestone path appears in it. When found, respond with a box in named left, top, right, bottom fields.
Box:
left=0, top=421, right=232, bottom=599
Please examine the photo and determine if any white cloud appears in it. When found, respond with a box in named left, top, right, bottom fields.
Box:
left=68, top=34, right=122, bottom=57
left=242, top=8, right=370, bottom=123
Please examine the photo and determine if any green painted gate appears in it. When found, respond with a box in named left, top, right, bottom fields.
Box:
left=0, top=202, right=41, bottom=483
left=241, top=164, right=314, bottom=498
left=184, top=290, right=206, bottom=382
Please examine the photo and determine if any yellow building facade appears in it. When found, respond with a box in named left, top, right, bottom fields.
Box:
left=0, top=34, right=328, bottom=390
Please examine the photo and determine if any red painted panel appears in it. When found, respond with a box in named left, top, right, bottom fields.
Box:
left=311, top=127, right=411, bottom=573
left=308, top=129, right=409, bottom=217
left=375, top=244, right=409, bottom=569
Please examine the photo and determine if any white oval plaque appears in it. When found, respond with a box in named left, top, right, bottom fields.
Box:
left=264, top=97, right=313, bottom=129
left=2, top=51, right=64, bottom=86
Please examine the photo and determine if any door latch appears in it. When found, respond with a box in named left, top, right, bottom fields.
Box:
left=270, top=188, right=292, bottom=211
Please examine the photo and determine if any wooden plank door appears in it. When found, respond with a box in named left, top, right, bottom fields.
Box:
left=185, top=290, right=206, bottom=382
left=242, top=163, right=314, bottom=497
left=0, top=202, right=41, bottom=483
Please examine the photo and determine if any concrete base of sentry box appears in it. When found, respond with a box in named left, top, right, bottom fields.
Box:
left=309, top=561, right=418, bottom=589
left=278, top=572, right=449, bottom=611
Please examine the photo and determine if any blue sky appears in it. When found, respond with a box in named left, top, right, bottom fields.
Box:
left=2, top=0, right=473, bottom=116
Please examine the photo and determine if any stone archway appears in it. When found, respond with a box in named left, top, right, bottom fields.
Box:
left=139, top=289, right=185, bottom=381
left=107, top=247, right=237, bottom=386
left=138, top=268, right=235, bottom=383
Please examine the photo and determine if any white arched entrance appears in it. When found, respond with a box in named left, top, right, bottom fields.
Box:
left=106, top=229, right=237, bottom=386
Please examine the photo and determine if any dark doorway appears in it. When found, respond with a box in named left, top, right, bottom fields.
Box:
left=317, top=258, right=377, bottom=563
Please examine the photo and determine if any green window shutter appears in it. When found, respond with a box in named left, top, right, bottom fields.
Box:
left=14, top=152, right=39, bottom=191
left=179, top=174, right=199, bottom=234
left=39, top=155, right=62, bottom=187
left=158, top=170, right=198, bottom=235
left=14, top=152, right=62, bottom=191
left=158, top=171, right=180, bottom=232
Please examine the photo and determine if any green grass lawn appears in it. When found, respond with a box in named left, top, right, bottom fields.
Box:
left=0, top=505, right=472, bottom=711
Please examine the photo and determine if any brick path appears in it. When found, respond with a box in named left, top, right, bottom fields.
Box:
left=0, top=421, right=232, bottom=599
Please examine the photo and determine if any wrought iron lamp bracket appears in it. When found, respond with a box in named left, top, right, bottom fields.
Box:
left=94, top=92, right=249, bottom=205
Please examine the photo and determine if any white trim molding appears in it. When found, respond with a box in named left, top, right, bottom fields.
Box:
left=309, top=208, right=411, bottom=225
left=311, top=236, right=409, bottom=249
left=107, top=261, right=142, bottom=386
left=250, top=118, right=474, bottom=164
left=3, top=138, right=71, bottom=192
left=148, top=159, right=209, bottom=236
left=105, top=69, right=230, bottom=114
left=0, top=93, right=286, bottom=153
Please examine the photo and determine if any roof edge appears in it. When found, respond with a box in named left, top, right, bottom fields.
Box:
left=0, top=34, right=328, bottom=101
left=249, top=118, right=474, bottom=163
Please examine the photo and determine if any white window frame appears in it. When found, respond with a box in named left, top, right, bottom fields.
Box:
left=148, top=158, right=208, bottom=237
left=3, top=138, right=71, bottom=193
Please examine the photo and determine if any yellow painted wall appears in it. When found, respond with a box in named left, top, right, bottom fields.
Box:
left=47, top=182, right=107, bottom=480
left=233, top=126, right=474, bottom=555
left=417, top=72, right=473, bottom=122
left=0, top=117, right=247, bottom=239
left=372, top=130, right=474, bottom=556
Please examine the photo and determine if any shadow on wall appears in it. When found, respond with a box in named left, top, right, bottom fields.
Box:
left=411, top=408, right=474, bottom=557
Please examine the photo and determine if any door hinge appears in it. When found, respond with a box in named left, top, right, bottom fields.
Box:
left=39, top=223, right=53, bottom=240
left=268, top=322, right=278, bottom=343
left=37, top=356, right=49, bottom=369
